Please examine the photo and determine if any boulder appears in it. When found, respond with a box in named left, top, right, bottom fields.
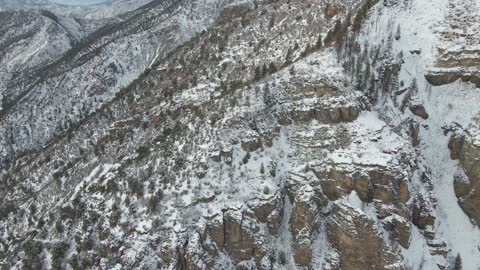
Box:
left=453, top=168, right=470, bottom=198
left=383, top=215, right=411, bottom=248
left=247, top=192, right=284, bottom=235
left=448, top=132, right=465, bottom=160
left=409, top=104, right=429, bottom=119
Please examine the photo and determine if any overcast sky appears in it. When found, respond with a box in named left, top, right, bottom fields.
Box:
left=49, top=0, right=110, bottom=5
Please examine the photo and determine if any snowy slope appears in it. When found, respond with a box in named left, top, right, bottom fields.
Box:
left=0, top=0, right=232, bottom=168
left=357, top=0, right=480, bottom=268
left=0, top=9, right=88, bottom=113
left=0, top=0, right=155, bottom=19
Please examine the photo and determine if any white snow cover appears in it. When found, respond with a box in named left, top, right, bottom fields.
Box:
left=0, top=0, right=155, bottom=19
left=360, top=0, right=480, bottom=268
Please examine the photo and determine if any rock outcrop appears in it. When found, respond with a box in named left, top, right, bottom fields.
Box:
left=287, top=176, right=324, bottom=267
left=426, top=0, right=480, bottom=88
left=327, top=202, right=405, bottom=270
left=449, top=117, right=480, bottom=225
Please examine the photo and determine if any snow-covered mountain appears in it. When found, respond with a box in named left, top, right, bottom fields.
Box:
left=0, top=0, right=49, bottom=10
left=1, top=0, right=480, bottom=269
left=0, top=0, right=228, bottom=167
left=0, top=0, right=154, bottom=19
left=0, top=9, right=88, bottom=72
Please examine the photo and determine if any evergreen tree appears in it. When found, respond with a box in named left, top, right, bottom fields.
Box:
left=262, top=64, right=268, bottom=77
left=368, top=74, right=377, bottom=102
left=284, top=48, right=293, bottom=66
left=254, top=66, right=262, bottom=80
left=315, top=34, right=323, bottom=48
left=263, top=83, right=271, bottom=106
left=301, top=43, right=311, bottom=57
left=454, top=253, right=462, bottom=270
left=410, top=78, right=418, bottom=95
left=395, top=24, right=401, bottom=40
left=269, top=15, right=275, bottom=29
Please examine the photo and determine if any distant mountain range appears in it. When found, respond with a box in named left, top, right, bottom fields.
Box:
left=0, top=0, right=153, bottom=19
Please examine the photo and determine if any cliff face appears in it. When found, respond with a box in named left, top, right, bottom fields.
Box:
left=425, top=0, right=480, bottom=87
left=1, top=0, right=480, bottom=269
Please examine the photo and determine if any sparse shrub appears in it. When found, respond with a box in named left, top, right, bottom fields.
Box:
left=136, top=145, right=150, bottom=160
left=60, top=205, right=77, bottom=221
left=148, top=190, right=164, bottom=212
left=262, top=64, right=268, bottom=77
left=51, top=241, right=69, bottom=270
left=68, top=255, right=81, bottom=270
left=230, top=80, right=243, bottom=91
left=254, top=66, right=262, bottom=80
left=21, top=240, right=43, bottom=270
left=110, top=204, right=121, bottom=227
left=55, top=220, right=64, bottom=234
left=129, top=179, right=144, bottom=197
left=293, top=42, right=299, bottom=50
left=29, top=204, right=37, bottom=215
left=268, top=248, right=276, bottom=264
left=37, top=217, right=45, bottom=229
